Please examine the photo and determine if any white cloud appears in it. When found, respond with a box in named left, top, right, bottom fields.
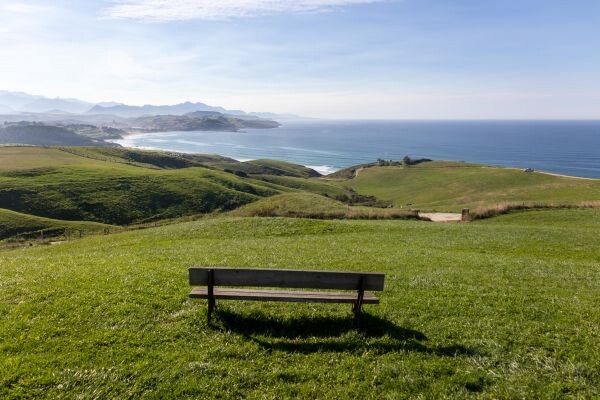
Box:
left=104, top=0, right=388, bottom=21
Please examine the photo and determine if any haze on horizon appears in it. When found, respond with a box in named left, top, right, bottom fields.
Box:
left=1, top=0, right=599, bottom=119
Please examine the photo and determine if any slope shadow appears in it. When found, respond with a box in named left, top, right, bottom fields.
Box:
left=213, top=309, right=477, bottom=356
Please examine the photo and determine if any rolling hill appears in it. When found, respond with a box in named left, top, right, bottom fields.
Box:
left=0, top=208, right=116, bottom=240
left=330, top=161, right=600, bottom=211
left=0, top=146, right=329, bottom=236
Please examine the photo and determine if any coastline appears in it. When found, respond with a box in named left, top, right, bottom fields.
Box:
left=107, top=123, right=600, bottom=180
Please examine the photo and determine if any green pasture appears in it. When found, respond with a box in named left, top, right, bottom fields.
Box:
left=1, top=210, right=599, bottom=398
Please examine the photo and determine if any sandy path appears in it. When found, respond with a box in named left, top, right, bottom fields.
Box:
left=536, top=171, right=599, bottom=181
left=419, top=212, right=462, bottom=222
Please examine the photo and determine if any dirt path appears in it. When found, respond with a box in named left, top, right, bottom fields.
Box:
left=354, top=167, right=365, bottom=177
left=419, top=212, right=462, bottom=222
left=502, top=167, right=599, bottom=181
left=536, top=171, right=599, bottom=181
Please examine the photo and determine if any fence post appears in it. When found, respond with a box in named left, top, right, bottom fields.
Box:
left=461, top=208, right=470, bottom=222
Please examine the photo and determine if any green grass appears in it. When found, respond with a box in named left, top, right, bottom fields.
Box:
left=251, top=174, right=347, bottom=197
left=243, top=159, right=321, bottom=177
left=0, top=146, right=117, bottom=171
left=334, top=161, right=600, bottom=211
left=59, top=147, right=234, bottom=169
left=207, top=159, right=321, bottom=178
left=0, top=147, right=284, bottom=225
left=231, top=192, right=420, bottom=220
left=0, top=208, right=116, bottom=240
left=1, top=210, right=599, bottom=398
left=0, top=147, right=335, bottom=229
left=0, top=165, right=280, bottom=225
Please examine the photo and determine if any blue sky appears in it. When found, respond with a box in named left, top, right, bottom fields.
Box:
left=0, top=0, right=599, bottom=118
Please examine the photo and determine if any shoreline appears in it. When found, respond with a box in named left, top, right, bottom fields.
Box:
left=109, top=130, right=600, bottom=181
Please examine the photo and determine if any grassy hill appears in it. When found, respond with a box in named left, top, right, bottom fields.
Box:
left=206, top=159, right=321, bottom=178
left=1, top=210, right=599, bottom=398
left=0, top=208, right=116, bottom=240
left=0, top=147, right=338, bottom=235
left=0, top=146, right=120, bottom=171
left=332, top=161, right=600, bottom=211
left=251, top=174, right=346, bottom=197
left=0, top=146, right=285, bottom=226
left=230, top=192, right=420, bottom=219
left=0, top=164, right=279, bottom=225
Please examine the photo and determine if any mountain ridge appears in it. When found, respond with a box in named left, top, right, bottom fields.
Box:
left=0, top=90, right=305, bottom=120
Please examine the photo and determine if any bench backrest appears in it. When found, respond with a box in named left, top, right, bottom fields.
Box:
left=189, top=267, right=384, bottom=291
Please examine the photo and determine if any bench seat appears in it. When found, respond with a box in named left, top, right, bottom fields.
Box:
left=190, top=287, right=380, bottom=304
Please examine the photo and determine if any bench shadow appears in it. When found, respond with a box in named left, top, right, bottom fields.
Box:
left=213, top=308, right=477, bottom=356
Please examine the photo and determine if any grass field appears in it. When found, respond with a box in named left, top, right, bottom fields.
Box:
left=334, top=161, right=600, bottom=211
left=1, top=210, right=599, bottom=398
left=0, top=146, right=118, bottom=171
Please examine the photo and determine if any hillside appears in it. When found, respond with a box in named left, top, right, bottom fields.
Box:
left=230, top=192, right=420, bottom=219
left=207, top=159, right=321, bottom=178
left=0, top=146, right=337, bottom=233
left=330, top=161, right=600, bottom=211
left=1, top=210, right=599, bottom=398
left=0, top=208, right=116, bottom=240
left=0, top=146, right=284, bottom=226
left=0, top=124, right=117, bottom=147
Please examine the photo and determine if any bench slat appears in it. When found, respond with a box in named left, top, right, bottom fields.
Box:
left=189, top=287, right=380, bottom=304
left=189, top=267, right=384, bottom=291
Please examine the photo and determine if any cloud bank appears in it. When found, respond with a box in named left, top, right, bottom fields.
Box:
left=105, top=0, right=388, bottom=21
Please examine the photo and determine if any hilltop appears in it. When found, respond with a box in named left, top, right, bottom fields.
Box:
left=327, top=160, right=600, bottom=212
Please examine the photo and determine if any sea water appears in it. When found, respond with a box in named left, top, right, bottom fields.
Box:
left=114, top=120, right=600, bottom=177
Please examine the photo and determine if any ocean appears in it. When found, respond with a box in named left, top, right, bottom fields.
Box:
left=113, top=120, right=600, bottom=178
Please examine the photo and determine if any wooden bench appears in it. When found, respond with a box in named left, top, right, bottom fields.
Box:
left=189, top=267, right=385, bottom=328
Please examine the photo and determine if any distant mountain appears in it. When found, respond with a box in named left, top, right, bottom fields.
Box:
left=20, top=98, right=94, bottom=114
left=96, top=101, right=124, bottom=107
left=0, top=91, right=43, bottom=110
left=87, top=101, right=243, bottom=118
left=0, top=91, right=94, bottom=114
left=0, top=104, right=14, bottom=114
left=129, top=114, right=280, bottom=132
left=0, top=90, right=308, bottom=120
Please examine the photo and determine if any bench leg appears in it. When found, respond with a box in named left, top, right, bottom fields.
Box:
left=207, top=269, right=215, bottom=325
left=353, top=275, right=366, bottom=329
left=353, top=302, right=362, bottom=329
left=207, top=297, right=215, bottom=324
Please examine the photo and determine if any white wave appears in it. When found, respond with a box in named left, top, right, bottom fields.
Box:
left=175, top=139, right=213, bottom=146
left=307, top=165, right=339, bottom=175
